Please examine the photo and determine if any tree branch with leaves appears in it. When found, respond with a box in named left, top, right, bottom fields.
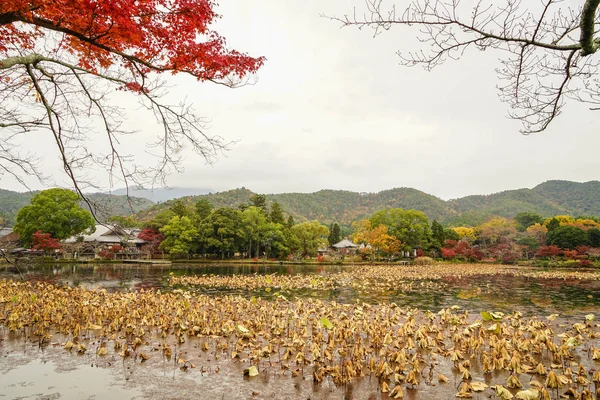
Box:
left=0, top=0, right=264, bottom=215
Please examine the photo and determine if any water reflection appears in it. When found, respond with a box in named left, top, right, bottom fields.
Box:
left=2, top=263, right=600, bottom=315
left=0, top=357, right=143, bottom=400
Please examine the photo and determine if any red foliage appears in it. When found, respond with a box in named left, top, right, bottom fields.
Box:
left=98, top=244, right=124, bottom=260
left=317, top=254, right=325, bottom=262
left=441, top=248, right=456, bottom=259
left=444, top=240, right=458, bottom=247
left=563, top=249, right=580, bottom=260
left=31, top=231, right=62, bottom=252
left=576, top=246, right=591, bottom=255
left=138, top=228, right=164, bottom=256
left=443, top=240, right=484, bottom=261
left=1, top=0, right=265, bottom=81
left=536, top=245, right=563, bottom=258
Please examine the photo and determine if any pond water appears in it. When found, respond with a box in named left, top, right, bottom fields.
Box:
left=2, top=263, right=600, bottom=315
left=2, top=263, right=600, bottom=400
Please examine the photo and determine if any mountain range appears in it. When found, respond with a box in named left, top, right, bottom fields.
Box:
left=106, top=187, right=211, bottom=203
left=136, top=180, right=600, bottom=227
left=2, top=180, right=600, bottom=227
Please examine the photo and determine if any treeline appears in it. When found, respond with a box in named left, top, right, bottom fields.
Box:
left=348, top=209, right=600, bottom=265
left=138, top=195, right=342, bottom=260
left=141, top=193, right=600, bottom=265
left=437, top=213, right=600, bottom=265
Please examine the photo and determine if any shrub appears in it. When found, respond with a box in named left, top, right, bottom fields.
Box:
left=413, top=256, right=435, bottom=266
left=579, top=259, right=592, bottom=267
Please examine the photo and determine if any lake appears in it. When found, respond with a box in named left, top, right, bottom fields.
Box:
left=2, top=263, right=600, bottom=399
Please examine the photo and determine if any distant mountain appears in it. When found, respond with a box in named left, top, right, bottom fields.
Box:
left=107, top=187, right=212, bottom=203
left=0, top=189, right=154, bottom=226
left=5, top=181, right=600, bottom=228
left=84, top=193, right=154, bottom=221
left=133, top=180, right=600, bottom=228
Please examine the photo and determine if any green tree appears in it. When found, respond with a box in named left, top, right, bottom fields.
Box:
left=269, top=202, right=286, bottom=225
left=290, top=220, right=329, bottom=257
left=546, top=225, right=588, bottom=250
left=144, top=209, right=176, bottom=231
left=169, top=199, right=189, bottom=217
left=194, top=199, right=213, bottom=221
left=14, top=188, right=95, bottom=246
left=546, top=217, right=560, bottom=232
left=287, top=215, right=295, bottom=228
left=515, top=212, right=544, bottom=232
left=159, top=216, right=198, bottom=256
left=588, top=228, right=600, bottom=248
left=242, top=206, right=269, bottom=258
left=370, top=208, right=431, bottom=250
left=262, top=223, right=290, bottom=259
left=249, top=194, right=268, bottom=214
left=328, top=223, right=341, bottom=245
left=431, top=220, right=445, bottom=249
left=444, top=228, right=460, bottom=242
left=199, top=207, right=244, bottom=259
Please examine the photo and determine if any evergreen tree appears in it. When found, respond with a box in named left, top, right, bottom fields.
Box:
left=194, top=199, right=213, bottom=220
left=269, top=202, right=286, bottom=224
left=444, top=228, right=460, bottom=241
left=169, top=199, right=188, bottom=217
left=546, top=225, right=588, bottom=249
left=328, top=223, right=341, bottom=245
left=546, top=217, right=560, bottom=232
left=515, top=212, right=544, bottom=232
left=588, top=228, right=600, bottom=247
left=249, top=194, right=268, bottom=214
left=286, top=215, right=295, bottom=228
left=431, top=220, right=445, bottom=249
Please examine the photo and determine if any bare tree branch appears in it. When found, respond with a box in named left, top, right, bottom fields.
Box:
left=325, top=0, right=600, bottom=133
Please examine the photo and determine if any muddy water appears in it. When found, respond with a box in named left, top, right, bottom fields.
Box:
left=2, top=263, right=600, bottom=314
left=2, top=263, right=600, bottom=400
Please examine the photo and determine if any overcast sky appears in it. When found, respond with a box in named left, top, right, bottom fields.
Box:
left=5, top=0, right=599, bottom=200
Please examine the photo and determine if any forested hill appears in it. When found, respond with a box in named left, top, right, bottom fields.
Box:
left=134, top=180, right=600, bottom=227
left=0, top=190, right=154, bottom=226
left=3, top=180, right=600, bottom=227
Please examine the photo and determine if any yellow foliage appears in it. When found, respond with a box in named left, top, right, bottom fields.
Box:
left=543, top=215, right=574, bottom=226
left=568, top=219, right=600, bottom=230
left=452, top=227, right=476, bottom=241
left=352, top=220, right=401, bottom=257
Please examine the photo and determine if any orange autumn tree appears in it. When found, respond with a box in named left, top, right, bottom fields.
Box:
left=352, top=220, right=401, bottom=260
left=0, top=1, right=264, bottom=201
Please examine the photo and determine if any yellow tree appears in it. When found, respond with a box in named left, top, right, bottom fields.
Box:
left=451, top=227, right=477, bottom=243
left=568, top=219, right=600, bottom=230
left=352, top=220, right=401, bottom=260
left=543, top=215, right=575, bottom=226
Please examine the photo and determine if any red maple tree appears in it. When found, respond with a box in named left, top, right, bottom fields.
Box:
left=31, top=231, right=62, bottom=253
left=137, top=227, right=164, bottom=258
left=535, top=245, right=563, bottom=259
left=0, top=1, right=264, bottom=195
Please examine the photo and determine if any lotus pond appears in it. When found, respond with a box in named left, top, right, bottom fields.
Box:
left=2, top=263, right=600, bottom=399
